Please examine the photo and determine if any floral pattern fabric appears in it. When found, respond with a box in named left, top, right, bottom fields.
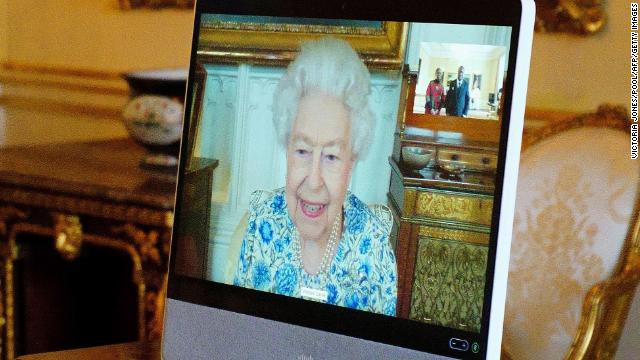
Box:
left=233, top=188, right=398, bottom=316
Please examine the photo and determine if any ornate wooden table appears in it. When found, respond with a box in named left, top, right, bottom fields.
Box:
left=0, top=138, right=215, bottom=360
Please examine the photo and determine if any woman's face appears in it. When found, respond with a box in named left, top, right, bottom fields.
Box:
left=286, top=91, right=354, bottom=243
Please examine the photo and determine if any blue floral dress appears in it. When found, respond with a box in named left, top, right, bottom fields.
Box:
left=233, top=188, right=398, bottom=316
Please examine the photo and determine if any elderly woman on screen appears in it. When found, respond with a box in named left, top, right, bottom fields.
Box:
left=233, top=37, right=397, bottom=316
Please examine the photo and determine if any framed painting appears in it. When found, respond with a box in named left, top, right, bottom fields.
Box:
left=197, top=15, right=408, bottom=70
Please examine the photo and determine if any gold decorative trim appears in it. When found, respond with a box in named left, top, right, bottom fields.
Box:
left=566, top=257, right=640, bottom=359
left=53, top=214, right=83, bottom=260
left=111, top=224, right=162, bottom=266
left=535, top=0, right=605, bottom=35
left=205, top=20, right=385, bottom=36
left=0, top=75, right=128, bottom=96
left=418, top=226, right=490, bottom=246
left=510, top=104, right=640, bottom=359
left=525, top=107, right=579, bottom=123
left=197, top=21, right=408, bottom=70
left=1, top=62, right=121, bottom=80
left=403, top=187, right=418, bottom=216
left=0, top=187, right=173, bottom=228
left=522, top=104, right=630, bottom=151
left=409, top=236, right=488, bottom=332
left=0, top=95, right=123, bottom=120
left=147, top=275, right=167, bottom=340
left=4, top=260, right=14, bottom=360
left=0, top=206, right=27, bottom=236
left=415, top=191, right=493, bottom=226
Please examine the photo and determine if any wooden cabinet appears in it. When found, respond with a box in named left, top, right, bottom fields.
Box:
left=0, top=139, right=215, bottom=360
left=174, top=158, right=218, bottom=278
left=391, top=67, right=498, bottom=333
left=389, top=159, right=493, bottom=332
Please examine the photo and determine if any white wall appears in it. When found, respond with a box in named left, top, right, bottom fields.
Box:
left=196, top=64, right=401, bottom=282
left=406, top=23, right=511, bottom=70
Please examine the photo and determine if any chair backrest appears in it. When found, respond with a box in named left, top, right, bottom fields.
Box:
left=504, top=105, right=640, bottom=360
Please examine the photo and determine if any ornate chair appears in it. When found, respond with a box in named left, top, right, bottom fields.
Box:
left=503, top=105, right=640, bottom=359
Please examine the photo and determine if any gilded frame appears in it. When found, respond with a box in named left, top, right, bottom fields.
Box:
left=197, top=19, right=408, bottom=70
left=535, top=0, right=606, bottom=35
left=503, top=104, right=640, bottom=360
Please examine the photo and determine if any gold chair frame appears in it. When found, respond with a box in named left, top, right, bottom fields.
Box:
left=504, top=104, right=640, bottom=359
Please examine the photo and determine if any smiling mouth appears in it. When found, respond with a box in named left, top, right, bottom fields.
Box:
left=300, top=199, right=326, bottom=218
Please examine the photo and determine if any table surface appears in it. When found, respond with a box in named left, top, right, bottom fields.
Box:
left=0, top=138, right=177, bottom=209
left=17, top=341, right=161, bottom=360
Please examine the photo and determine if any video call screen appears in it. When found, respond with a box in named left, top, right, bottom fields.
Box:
left=172, top=12, right=513, bottom=357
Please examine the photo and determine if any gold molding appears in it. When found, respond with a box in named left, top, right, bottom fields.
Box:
left=524, top=107, right=579, bottom=123
left=111, top=224, right=162, bottom=266
left=0, top=75, right=128, bottom=96
left=418, top=225, right=490, bottom=246
left=0, top=62, right=128, bottom=96
left=197, top=21, right=408, bottom=70
left=4, top=259, right=14, bottom=360
left=415, top=191, right=493, bottom=226
left=522, top=104, right=630, bottom=151
left=403, top=187, right=418, bottom=217
left=535, top=0, right=605, bottom=35
left=53, top=214, right=83, bottom=260
left=0, top=95, right=123, bottom=119
left=1, top=62, right=122, bottom=81
left=0, top=187, right=174, bottom=228
left=0, top=62, right=129, bottom=119
left=0, top=206, right=27, bottom=237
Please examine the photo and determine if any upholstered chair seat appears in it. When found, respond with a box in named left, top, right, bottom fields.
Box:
left=504, top=106, right=640, bottom=359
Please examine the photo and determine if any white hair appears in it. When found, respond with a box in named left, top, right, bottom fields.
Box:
left=272, top=36, right=375, bottom=160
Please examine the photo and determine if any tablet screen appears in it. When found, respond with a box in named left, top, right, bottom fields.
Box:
left=169, top=2, right=531, bottom=358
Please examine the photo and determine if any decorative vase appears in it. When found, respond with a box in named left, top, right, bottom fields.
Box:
left=122, top=68, right=188, bottom=172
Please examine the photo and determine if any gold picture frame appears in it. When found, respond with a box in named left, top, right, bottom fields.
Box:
left=197, top=17, right=408, bottom=70
left=535, top=0, right=605, bottom=35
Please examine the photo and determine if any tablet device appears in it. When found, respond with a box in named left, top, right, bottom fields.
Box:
left=164, top=0, right=534, bottom=358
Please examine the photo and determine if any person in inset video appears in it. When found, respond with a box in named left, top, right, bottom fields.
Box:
left=445, top=65, right=470, bottom=117
left=425, top=67, right=445, bottom=115
left=232, top=37, right=397, bottom=316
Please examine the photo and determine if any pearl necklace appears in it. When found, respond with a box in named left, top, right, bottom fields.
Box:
left=292, top=213, right=342, bottom=276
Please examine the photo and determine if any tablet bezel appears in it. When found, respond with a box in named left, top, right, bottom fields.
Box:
left=166, top=1, right=534, bottom=358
